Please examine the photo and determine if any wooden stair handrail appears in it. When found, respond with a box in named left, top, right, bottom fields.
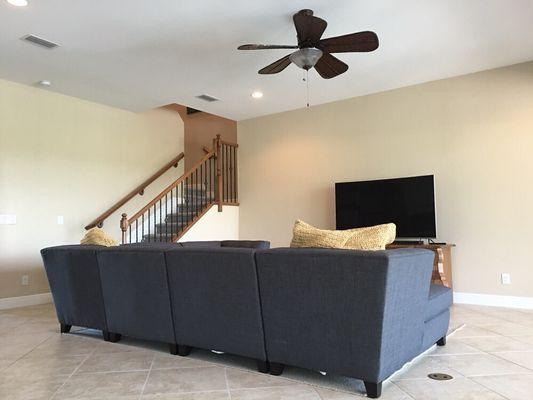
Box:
left=128, top=150, right=216, bottom=224
left=85, top=152, right=184, bottom=230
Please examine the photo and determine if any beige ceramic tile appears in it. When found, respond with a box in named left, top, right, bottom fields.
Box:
left=472, top=373, right=533, bottom=400
left=479, top=322, right=533, bottom=336
left=27, top=334, right=100, bottom=358
left=0, top=358, right=15, bottom=372
left=77, top=350, right=153, bottom=373
left=0, top=374, right=67, bottom=400
left=492, top=351, right=533, bottom=371
left=230, top=385, right=322, bottom=400
left=316, top=383, right=413, bottom=399
left=508, top=335, right=533, bottom=345
left=53, top=370, right=148, bottom=399
left=451, top=325, right=500, bottom=339
left=427, top=339, right=482, bottom=356
left=392, top=356, right=463, bottom=381
left=459, top=335, right=533, bottom=352
left=0, top=331, right=53, bottom=359
left=226, top=368, right=295, bottom=389
left=142, top=392, right=230, bottom=400
left=4, top=354, right=86, bottom=378
left=395, top=377, right=506, bottom=400
left=431, top=353, right=530, bottom=376
left=143, top=367, right=228, bottom=395
left=151, top=354, right=210, bottom=370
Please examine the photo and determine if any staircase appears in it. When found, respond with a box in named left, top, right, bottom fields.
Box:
left=87, top=135, right=238, bottom=244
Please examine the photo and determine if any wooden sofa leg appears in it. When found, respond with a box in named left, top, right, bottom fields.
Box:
left=256, top=360, right=269, bottom=373
left=103, top=331, right=122, bottom=343
left=177, top=344, right=192, bottom=356
left=60, top=323, right=72, bottom=333
left=437, top=336, right=447, bottom=346
left=269, top=362, right=285, bottom=376
left=364, top=381, right=382, bottom=399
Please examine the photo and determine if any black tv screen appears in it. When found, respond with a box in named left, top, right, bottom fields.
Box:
left=335, top=175, right=436, bottom=238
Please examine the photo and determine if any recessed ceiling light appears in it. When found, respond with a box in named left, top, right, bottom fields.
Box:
left=37, top=80, right=51, bottom=87
left=251, top=91, right=263, bottom=99
left=7, top=0, right=29, bottom=7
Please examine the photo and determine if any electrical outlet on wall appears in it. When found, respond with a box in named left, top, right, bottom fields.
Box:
left=501, top=273, right=511, bottom=285
left=21, top=275, right=29, bottom=286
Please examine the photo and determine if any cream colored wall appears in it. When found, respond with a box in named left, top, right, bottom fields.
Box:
left=0, top=79, right=184, bottom=299
left=238, top=61, right=533, bottom=298
left=178, top=205, right=239, bottom=242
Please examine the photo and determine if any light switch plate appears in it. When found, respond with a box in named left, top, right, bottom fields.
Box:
left=57, top=216, right=64, bottom=225
left=501, top=273, right=511, bottom=285
left=0, top=214, right=16, bottom=225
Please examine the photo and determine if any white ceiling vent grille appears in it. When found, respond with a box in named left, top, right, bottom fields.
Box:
left=196, top=94, right=219, bottom=102
left=21, top=34, right=60, bottom=49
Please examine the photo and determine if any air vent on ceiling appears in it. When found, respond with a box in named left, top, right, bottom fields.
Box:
left=21, top=34, right=60, bottom=49
left=196, top=94, right=219, bottom=103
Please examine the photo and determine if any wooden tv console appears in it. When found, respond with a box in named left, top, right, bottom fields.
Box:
left=386, top=243, right=455, bottom=289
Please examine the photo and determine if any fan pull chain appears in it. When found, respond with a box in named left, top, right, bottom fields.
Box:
left=306, top=69, right=310, bottom=107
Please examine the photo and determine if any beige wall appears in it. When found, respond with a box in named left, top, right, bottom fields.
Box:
left=238, top=61, right=533, bottom=298
left=0, top=79, right=184, bottom=299
left=166, top=104, right=237, bottom=170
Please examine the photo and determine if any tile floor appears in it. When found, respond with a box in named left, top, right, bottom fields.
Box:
left=1, top=303, right=533, bottom=399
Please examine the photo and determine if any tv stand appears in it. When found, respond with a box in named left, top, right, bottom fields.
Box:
left=386, top=242, right=455, bottom=289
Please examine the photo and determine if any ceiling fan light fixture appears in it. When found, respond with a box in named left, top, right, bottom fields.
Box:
left=7, top=0, right=28, bottom=6
left=289, top=47, right=323, bottom=70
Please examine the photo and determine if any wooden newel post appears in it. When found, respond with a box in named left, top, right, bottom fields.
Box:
left=120, top=213, right=128, bottom=244
left=215, top=134, right=223, bottom=212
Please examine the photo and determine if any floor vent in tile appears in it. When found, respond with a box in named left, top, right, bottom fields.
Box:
left=428, top=373, right=453, bottom=381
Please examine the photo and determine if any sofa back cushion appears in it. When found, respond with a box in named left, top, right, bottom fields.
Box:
left=255, top=247, right=434, bottom=382
left=165, top=247, right=267, bottom=360
left=97, top=247, right=175, bottom=343
left=41, top=245, right=107, bottom=330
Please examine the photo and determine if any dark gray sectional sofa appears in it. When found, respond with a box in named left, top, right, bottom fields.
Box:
left=41, top=240, right=452, bottom=398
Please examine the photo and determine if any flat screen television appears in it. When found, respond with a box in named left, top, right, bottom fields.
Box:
left=335, top=175, right=436, bottom=238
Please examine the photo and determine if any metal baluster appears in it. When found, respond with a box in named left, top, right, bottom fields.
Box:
left=170, top=188, right=174, bottom=239
left=147, top=209, right=151, bottom=242
left=194, top=169, right=198, bottom=218
left=230, top=146, right=234, bottom=202
left=154, top=205, right=158, bottom=241
left=181, top=180, right=185, bottom=234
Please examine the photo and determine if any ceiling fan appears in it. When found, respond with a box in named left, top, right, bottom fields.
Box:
left=238, top=9, right=379, bottom=79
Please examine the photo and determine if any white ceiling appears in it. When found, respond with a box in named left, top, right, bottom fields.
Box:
left=1, top=0, right=533, bottom=120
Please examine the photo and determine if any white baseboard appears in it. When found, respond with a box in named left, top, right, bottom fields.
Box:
left=0, top=293, right=52, bottom=310
left=454, top=292, right=533, bottom=310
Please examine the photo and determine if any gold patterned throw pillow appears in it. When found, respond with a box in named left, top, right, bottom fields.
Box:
left=290, top=220, right=353, bottom=249
left=344, top=223, right=396, bottom=250
left=80, top=227, right=118, bottom=247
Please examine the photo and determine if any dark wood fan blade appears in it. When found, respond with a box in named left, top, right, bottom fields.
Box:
left=238, top=44, right=299, bottom=50
left=314, top=53, right=348, bottom=79
left=293, top=11, right=327, bottom=46
left=319, top=31, right=379, bottom=53
left=258, top=55, right=292, bottom=74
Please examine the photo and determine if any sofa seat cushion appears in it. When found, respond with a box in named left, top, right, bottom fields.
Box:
left=426, top=284, right=453, bottom=322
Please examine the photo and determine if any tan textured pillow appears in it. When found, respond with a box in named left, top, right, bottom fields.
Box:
left=81, top=227, right=118, bottom=247
left=344, top=223, right=396, bottom=250
left=290, top=220, right=353, bottom=249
